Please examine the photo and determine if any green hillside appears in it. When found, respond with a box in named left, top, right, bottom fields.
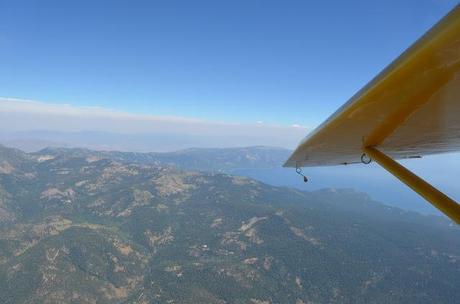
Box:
left=0, top=145, right=459, bottom=303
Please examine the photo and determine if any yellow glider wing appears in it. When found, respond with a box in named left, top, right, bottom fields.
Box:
left=284, top=5, right=460, bottom=224
left=284, top=6, right=460, bottom=168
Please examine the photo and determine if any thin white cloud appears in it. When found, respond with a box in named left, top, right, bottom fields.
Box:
left=0, top=97, right=309, bottom=150
left=291, top=124, right=307, bottom=128
left=0, top=97, right=205, bottom=123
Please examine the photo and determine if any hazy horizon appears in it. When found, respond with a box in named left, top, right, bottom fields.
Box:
left=0, top=97, right=309, bottom=152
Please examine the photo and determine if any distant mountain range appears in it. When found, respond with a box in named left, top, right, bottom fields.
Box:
left=0, top=129, right=301, bottom=153
left=33, top=145, right=292, bottom=171
left=0, top=144, right=459, bottom=303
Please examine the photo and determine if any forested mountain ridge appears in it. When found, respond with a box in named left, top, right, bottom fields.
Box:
left=0, top=144, right=459, bottom=303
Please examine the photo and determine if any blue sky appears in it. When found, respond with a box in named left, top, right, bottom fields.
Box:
left=0, top=0, right=458, bottom=126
